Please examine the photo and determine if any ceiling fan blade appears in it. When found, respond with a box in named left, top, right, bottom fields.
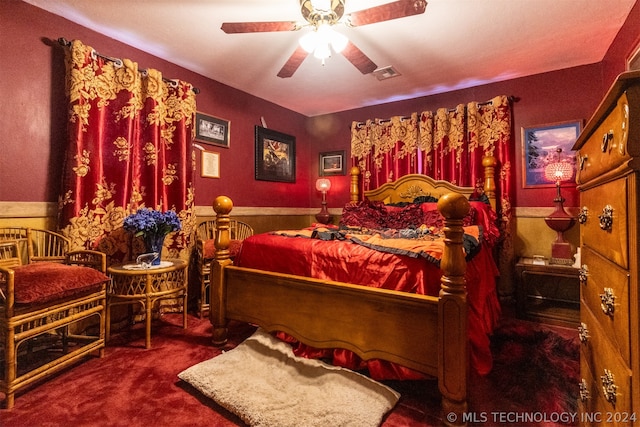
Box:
left=221, top=22, right=299, bottom=34
left=341, top=41, right=377, bottom=75
left=347, top=0, right=427, bottom=27
left=277, top=46, right=309, bottom=78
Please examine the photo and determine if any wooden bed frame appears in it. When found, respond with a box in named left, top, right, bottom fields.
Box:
left=209, top=157, right=497, bottom=427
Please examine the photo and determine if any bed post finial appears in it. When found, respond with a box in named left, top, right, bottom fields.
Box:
left=437, top=192, right=469, bottom=427
left=213, top=196, right=233, bottom=261
left=349, top=166, right=360, bottom=203
left=211, top=195, right=234, bottom=346
left=482, top=156, right=497, bottom=211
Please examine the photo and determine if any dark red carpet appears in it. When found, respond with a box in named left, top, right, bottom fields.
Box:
left=1, top=310, right=578, bottom=426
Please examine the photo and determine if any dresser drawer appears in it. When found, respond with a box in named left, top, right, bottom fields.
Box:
left=579, top=315, right=632, bottom=415
left=576, top=92, right=631, bottom=184
left=580, top=297, right=630, bottom=371
left=580, top=247, right=630, bottom=361
left=579, top=354, right=600, bottom=426
left=581, top=177, right=629, bottom=269
left=579, top=353, right=635, bottom=427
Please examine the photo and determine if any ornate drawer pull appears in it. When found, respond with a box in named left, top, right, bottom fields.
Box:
left=601, top=369, right=617, bottom=405
left=579, top=265, right=589, bottom=284
left=600, top=287, right=616, bottom=316
left=601, top=130, right=613, bottom=152
left=580, top=379, right=591, bottom=402
left=579, top=154, right=588, bottom=171
left=578, top=206, right=588, bottom=224
left=578, top=322, right=590, bottom=343
left=599, top=205, right=614, bottom=231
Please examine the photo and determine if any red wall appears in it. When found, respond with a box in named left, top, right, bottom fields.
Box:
left=0, top=0, right=312, bottom=208
left=308, top=65, right=604, bottom=208
left=2, top=0, right=640, bottom=211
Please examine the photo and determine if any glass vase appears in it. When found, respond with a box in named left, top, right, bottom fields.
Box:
left=143, top=233, right=165, bottom=266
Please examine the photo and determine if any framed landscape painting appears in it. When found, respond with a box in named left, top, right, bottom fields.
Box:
left=254, top=126, right=296, bottom=183
left=522, top=120, right=581, bottom=188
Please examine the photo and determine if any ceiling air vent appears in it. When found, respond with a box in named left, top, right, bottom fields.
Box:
left=373, top=66, right=401, bottom=81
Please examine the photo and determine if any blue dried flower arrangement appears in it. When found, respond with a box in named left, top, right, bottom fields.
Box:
left=123, top=208, right=182, bottom=237
left=123, top=208, right=182, bottom=265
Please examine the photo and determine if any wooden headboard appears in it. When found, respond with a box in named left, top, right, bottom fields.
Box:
left=350, top=156, right=497, bottom=210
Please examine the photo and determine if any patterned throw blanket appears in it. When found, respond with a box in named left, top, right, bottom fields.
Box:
left=272, top=224, right=482, bottom=267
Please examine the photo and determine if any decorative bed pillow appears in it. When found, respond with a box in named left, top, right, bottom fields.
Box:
left=382, top=203, right=424, bottom=229
left=5, top=262, right=108, bottom=305
left=203, top=239, right=243, bottom=259
left=340, top=200, right=388, bottom=229
left=341, top=196, right=501, bottom=249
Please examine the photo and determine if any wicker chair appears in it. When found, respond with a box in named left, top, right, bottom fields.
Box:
left=0, top=228, right=70, bottom=265
left=0, top=229, right=108, bottom=409
left=195, top=219, right=253, bottom=317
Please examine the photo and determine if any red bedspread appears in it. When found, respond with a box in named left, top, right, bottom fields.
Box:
left=235, top=229, right=501, bottom=378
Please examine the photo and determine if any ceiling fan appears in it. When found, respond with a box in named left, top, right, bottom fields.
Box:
left=221, top=0, right=428, bottom=78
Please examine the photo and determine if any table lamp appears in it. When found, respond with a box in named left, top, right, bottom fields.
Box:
left=315, top=178, right=333, bottom=224
left=543, top=148, right=576, bottom=265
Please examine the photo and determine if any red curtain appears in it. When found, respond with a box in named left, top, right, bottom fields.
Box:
left=351, top=95, right=513, bottom=222
left=351, top=96, right=514, bottom=293
left=58, top=40, right=197, bottom=265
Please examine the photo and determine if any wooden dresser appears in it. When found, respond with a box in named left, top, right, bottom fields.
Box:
left=573, top=70, right=640, bottom=425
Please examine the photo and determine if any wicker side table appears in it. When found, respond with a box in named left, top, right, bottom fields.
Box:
left=106, top=258, right=187, bottom=348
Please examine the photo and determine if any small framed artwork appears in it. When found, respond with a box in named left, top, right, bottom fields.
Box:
left=201, top=151, right=220, bottom=178
left=254, top=126, right=296, bottom=183
left=522, top=120, right=581, bottom=188
left=195, top=112, right=230, bottom=148
left=319, top=150, right=346, bottom=176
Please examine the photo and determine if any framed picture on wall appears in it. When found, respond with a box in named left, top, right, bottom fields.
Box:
left=195, top=112, right=230, bottom=148
left=319, top=151, right=346, bottom=176
left=254, top=126, right=296, bottom=183
left=201, top=151, right=220, bottom=178
left=522, top=120, right=581, bottom=188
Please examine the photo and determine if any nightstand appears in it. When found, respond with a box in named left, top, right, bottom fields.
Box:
left=515, top=257, right=579, bottom=327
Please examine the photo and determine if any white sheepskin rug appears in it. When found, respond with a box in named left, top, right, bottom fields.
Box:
left=178, top=328, right=400, bottom=427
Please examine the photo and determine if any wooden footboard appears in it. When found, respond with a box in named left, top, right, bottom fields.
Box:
left=209, top=194, right=470, bottom=427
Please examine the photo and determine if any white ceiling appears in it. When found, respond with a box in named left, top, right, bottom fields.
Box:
left=23, top=0, right=637, bottom=117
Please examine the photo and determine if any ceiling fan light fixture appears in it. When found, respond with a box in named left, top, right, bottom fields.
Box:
left=329, top=29, right=348, bottom=52
left=313, top=41, right=332, bottom=60
left=299, top=31, right=319, bottom=53
left=299, top=24, right=347, bottom=59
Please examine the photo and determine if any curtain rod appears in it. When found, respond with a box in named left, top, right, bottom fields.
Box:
left=354, top=95, right=518, bottom=126
left=57, top=38, right=200, bottom=94
left=448, top=95, right=518, bottom=111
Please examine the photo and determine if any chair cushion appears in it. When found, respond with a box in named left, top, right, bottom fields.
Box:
left=7, top=262, right=108, bottom=305
left=203, top=239, right=242, bottom=260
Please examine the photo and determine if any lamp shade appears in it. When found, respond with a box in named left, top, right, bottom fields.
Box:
left=299, top=31, right=319, bottom=53
left=316, top=178, right=331, bottom=192
left=299, top=24, right=348, bottom=59
left=544, top=161, right=573, bottom=183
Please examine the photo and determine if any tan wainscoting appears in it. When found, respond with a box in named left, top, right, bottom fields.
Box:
left=514, top=206, right=580, bottom=261
left=194, top=205, right=342, bottom=234
left=0, top=201, right=57, bottom=229
left=0, top=202, right=343, bottom=234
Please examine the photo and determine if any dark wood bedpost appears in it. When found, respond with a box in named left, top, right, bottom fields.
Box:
left=437, top=192, right=470, bottom=427
left=349, top=166, right=360, bottom=203
left=210, top=195, right=234, bottom=346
